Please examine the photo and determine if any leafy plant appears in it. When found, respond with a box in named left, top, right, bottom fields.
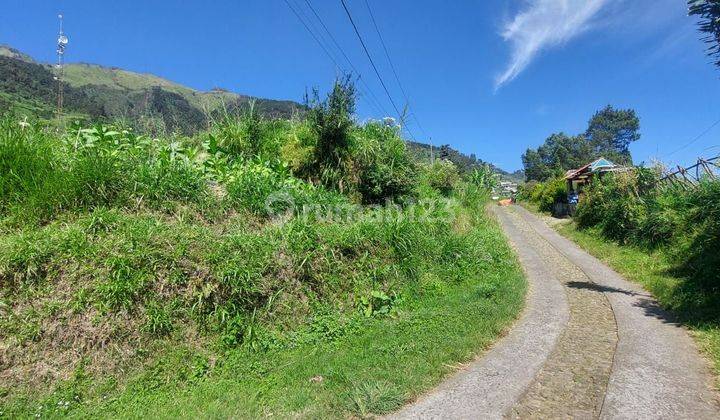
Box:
left=360, top=290, right=395, bottom=317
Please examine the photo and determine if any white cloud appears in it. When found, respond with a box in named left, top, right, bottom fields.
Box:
left=495, top=0, right=612, bottom=90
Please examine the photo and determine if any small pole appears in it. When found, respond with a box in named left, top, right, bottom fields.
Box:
left=429, top=136, right=434, bottom=164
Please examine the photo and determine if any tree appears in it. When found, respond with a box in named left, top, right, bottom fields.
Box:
left=438, top=144, right=451, bottom=160
left=585, top=105, right=640, bottom=165
left=522, top=105, right=641, bottom=181
left=522, top=148, right=551, bottom=182
left=522, top=133, right=593, bottom=181
left=689, top=0, right=720, bottom=69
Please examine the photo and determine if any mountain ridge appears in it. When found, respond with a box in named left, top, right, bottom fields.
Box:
left=0, top=44, right=522, bottom=179
left=0, top=44, right=302, bottom=133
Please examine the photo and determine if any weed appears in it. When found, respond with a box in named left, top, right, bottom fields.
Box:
left=347, top=380, right=404, bottom=416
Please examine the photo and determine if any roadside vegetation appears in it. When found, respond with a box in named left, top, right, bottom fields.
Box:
left=521, top=167, right=720, bottom=384
left=556, top=222, right=720, bottom=386
left=572, top=171, right=720, bottom=317
left=0, top=80, right=525, bottom=417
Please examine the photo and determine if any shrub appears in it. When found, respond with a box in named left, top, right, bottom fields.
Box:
left=639, top=185, right=687, bottom=246
left=574, top=168, right=720, bottom=292
left=353, top=122, right=417, bottom=204
left=225, top=161, right=345, bottom=217
left=211, top=105, right=283, bottom=162
left=280, top=120, right=317, bottom=177
left=530, top=177, right=567, bottom=213
left=0, top=118, right=66, bottom=220
left=671, top=180, right=720, bottom=291
left=575, top=170, right=657, bottom=243
left=306, top=77, right=356, bottom=192
left=467, top=164, right=499, bottom=193
left=420, top=160, right=460, bottom=196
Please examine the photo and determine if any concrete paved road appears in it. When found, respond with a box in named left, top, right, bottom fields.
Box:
left=390, top=205, right=719, bottom=419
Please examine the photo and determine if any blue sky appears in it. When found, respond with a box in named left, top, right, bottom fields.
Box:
left=1, top=0, right=718, bottom=171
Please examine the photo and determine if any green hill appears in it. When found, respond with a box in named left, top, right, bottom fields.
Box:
left=0, top=45, right=522, bottom=177
left=0, top=45, right=302, bottom=133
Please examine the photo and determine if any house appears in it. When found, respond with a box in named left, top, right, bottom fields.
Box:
left=552, top=157, right=629, bottom=217
left=564, top=157, right=629, bottom=193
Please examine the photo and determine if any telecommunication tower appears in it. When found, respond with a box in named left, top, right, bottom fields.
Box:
left=55, top=14, right=69, bottom=119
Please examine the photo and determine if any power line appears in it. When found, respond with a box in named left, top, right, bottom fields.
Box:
left=282, top=0, right=384, bottom=116
left=283, top=0, right=342, bottom=70
left=362, top=0, right=428, bottom=139
left=338, top=0, right=415, bottom=140
left=302, top=0, right=389, bottom=116
left=663, top=116, right=720, bottom=158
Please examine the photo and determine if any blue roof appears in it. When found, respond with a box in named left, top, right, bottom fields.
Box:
left=589, top=157, right=616, bottom=172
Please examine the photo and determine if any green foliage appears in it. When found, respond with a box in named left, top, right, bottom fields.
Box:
left=347, top=380, right=404, bottom=416
left=420, top=160, right=461, bottom=196
left=575, top=168, right=720, bottom=294
left=353, top=122, right=418, bottom=204
left=0, top=78, right=524, bottom=418
left=225, top=161, right=342, bottom=217
left=468, top=164, right=500, bottom=192
left=522, top=133, right=591, bottom=181
left=0, top=118, right=57, bottom=213
left=519, top=177, right=567, bottom=213
left=585, top=105, right=640, bottom=165
left=689, top=0, right=720, bottom=69
left=575, top=171, right=647, bottom=243
left=305, top=77, right=356, bottom=192
left=0, top=119, right=208, bottom=224
left=210, top=105, right=286, bottom=162
left=359, top=290, right=395, bottom=317
left=672, top=179, right=720, bottom=291
left=522, top=105, right=640, bottom=181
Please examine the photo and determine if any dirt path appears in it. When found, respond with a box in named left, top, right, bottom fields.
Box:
left=390, top=205, right=719, bottom=419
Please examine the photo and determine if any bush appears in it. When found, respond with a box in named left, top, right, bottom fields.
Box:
left=671, top=180, right=720, bottom=291
left=574, top=167, right=720, bottom=293
left=305, top=77, right=356, bottom=192
left=518, top=177, right=566, bottom=213
left=575, top=170, right=655, bottom=243
left=225, top=161, right=345, bottom=217
left=535, top=177, right=567, bottom=213
left=210, top=106, right=284, bottom=162
left=353, top=123, right=417, bottom=204
left=420, top=160, right=460, bottom=197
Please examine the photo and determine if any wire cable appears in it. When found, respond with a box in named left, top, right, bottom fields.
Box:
left=302, top=0, right=389, bottom=116
left=663, top=116, right=720, bottom=158
left=362, top=0, right=428, bottom=139
left=283, top=0, right=384, bottom=116
left=338, top=0, right=415, bottom=139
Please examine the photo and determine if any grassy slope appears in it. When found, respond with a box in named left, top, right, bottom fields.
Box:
left=1, top=209, right=525, bottom=418
left=62, top=64, right=191, bottom=93
left=555, top=223, right=720, bottom=386
left=62, top=64, right=249, bottom=113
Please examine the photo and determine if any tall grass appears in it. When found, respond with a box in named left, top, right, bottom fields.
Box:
left=0, top=80, right=514, bottom=417
left=572, top=169, right=720, bottom=318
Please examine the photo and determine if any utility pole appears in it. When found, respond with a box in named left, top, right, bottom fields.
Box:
left=55, top=14, right=68, bottom=121
left=430, top=137, right=434, bottom=164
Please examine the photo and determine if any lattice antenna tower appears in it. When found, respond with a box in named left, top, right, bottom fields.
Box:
left=55, top=14, right=69, bottom=119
